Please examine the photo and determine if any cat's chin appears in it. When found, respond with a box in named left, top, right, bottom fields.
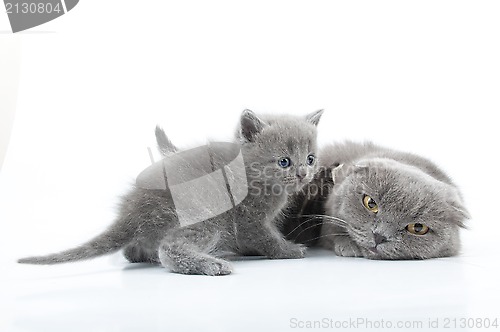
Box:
left=359, top=244, right=391, bottom=260
left=362, top=246, right=412, bottom=260
left=361, top=247, right=387, bottom=260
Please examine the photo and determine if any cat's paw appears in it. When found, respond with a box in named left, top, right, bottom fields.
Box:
left=333, top=241, right=364, bottom=258
left=270, top=243, right=307, bottom=259
left=189, top=257, right=233, bottom=276
left=162, top=255, right=233, bottom=276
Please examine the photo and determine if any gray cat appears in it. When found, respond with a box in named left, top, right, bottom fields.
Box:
left=284, top=141, right=469, bottom=259
left=19, top=109, right=323, bottom=275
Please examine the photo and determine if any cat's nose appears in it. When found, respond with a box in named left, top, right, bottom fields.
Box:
left=373, top=233, right=387, bottom=245
left=296, top=166, right=307, bottom=180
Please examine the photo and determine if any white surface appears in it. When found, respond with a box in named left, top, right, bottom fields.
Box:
left=0, top=38, right=20, bottom=170
left=4, top=243, right=500, bottom=332
left=1, top=1, right=500, bottom=331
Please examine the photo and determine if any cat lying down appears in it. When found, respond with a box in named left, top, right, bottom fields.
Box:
left=284, top=141, right=470, bottom=259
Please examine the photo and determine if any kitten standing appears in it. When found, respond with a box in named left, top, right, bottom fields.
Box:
left=19, top=110, right=323, bottom=274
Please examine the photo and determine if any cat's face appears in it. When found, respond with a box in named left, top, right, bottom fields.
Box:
left=327, top=158, right=468, bottom=259
left=239, top=110, right=323, bottom=194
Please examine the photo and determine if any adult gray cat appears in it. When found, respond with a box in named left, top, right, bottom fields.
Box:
left=284, top=141, right=469, bottom=259
left=19, top=109, right=323, bottom=275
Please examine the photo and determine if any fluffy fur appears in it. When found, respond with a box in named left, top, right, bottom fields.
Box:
left=19, top=109, right=323, bottom=275
left=285, top=141, right=469, bottom=260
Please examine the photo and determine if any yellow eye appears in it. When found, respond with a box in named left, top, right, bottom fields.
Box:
left=362, top=195, right=379, bottom=213
left=406, top=223, right=430, bottom=235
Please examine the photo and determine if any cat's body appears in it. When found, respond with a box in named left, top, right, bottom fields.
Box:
left=285, top=141, right=468, bottom=260
left=19, top=110, right=323, bottom=275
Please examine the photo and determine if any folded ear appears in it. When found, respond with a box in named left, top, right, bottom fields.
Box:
left=331, top=164, right=345, bottom=184
left=332, top=163, right=370, bottom=185
left=451, top=205, right=470, bottom=228
left=447, top=189, right=471, bottom=228
left=305, top=109, right=324, bottom=126
left=240, top=109, right=268, bottom=142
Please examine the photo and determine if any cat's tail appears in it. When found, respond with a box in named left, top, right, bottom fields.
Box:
left=155, top=125, right=178, bottom=156
left=18, top=222, right=136, bottom=265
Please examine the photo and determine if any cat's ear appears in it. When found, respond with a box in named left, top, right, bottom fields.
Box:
left=331, top=164, right=346, bottom=184
left=332, top=163, right=369, bottom=184
left=446, top=189, right=471, bottom=228
left=240, top=109, right=268, bottom=142
left=155, top=125, right=178, bottom=156
left=450, top=205, right=470, bottom=228
left=305, top=109, right=324, bottom=126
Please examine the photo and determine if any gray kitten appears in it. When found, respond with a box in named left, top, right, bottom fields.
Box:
left=19, top=109, right=323, bottom=275
left=285, top=141, right=469, bottom=260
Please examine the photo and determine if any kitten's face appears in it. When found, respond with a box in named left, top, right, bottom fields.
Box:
left=327, top=158, right=468, bottom=259
left=253, top=120, right=318, bottom=192
left=239, top=110, right=323, bottom=194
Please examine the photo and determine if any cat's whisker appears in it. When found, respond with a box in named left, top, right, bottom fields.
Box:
left=302, top=232, right=350, bottom=245
left=283, top=214, right=347, bottom=238
left=283, top=216, right=324, bottom=237
left=346, top=225, right=364, bottom=238
left=300, top=214, right=348, bottom=225
left=291, top=222, right=325, bottom=239
left=322, top=217, right=349, bottom=227
left=321, top=221, right=348, bottom=227
left=290, top=223, right=321, bottom=240
left=292, top=221, right=350, bottom=242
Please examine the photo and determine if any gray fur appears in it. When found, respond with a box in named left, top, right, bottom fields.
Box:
left=287, top=141, right=469, bottom=260
left=19, top=110, right=323, bottom=275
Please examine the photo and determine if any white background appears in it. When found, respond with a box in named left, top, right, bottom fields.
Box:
left=1, top=1, right=499, bottom=331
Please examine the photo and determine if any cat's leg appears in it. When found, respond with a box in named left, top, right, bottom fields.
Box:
left=158, top=224, right=233, bottom=276
left=243, top=222, right=306, bottom=259
left=331, top=236, right=365, bottom=257
left=321, top=234, right=364, bottom=257
left=319, top=224, right=365, bottom=257
left=123, top=244, right=159, bottom=263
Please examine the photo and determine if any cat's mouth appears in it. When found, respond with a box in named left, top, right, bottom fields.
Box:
left=284, top=181, right=305, bottom=191
left=295, top=178, right=311, bottom=189
left=283, top=177, right=308, bottom=187
left=364, top=243, right=392, bottom=258
left=352, top=235, right=388, bottom=256
left=280, top=180, right=310, bottom=196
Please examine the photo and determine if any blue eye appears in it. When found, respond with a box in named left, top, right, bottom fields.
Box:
left=278, top=157, right=291, bottom=168
left=306, top=154, right=315, bottom=165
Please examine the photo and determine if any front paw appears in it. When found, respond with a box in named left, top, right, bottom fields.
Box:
left=333, top=241, right=364, bottom=258
left=162, top=255, right=233, bottom=276
left=195, top=258, right=233, bottom=276
left=270, top=243, right=307, bottom=259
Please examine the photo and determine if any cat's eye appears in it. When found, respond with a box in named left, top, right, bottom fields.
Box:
left=278, top=157, right=291, bottom=168
left=306, top=154, right=315, bottom=166
left=362, top=195, right=379, bottom=213
left=406, top=223, right=429, bottom=235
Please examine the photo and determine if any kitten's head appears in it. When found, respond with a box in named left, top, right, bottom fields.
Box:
left=327, top=158, right=469, bottom=259
left=238, top=109, right=323, bottom=193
